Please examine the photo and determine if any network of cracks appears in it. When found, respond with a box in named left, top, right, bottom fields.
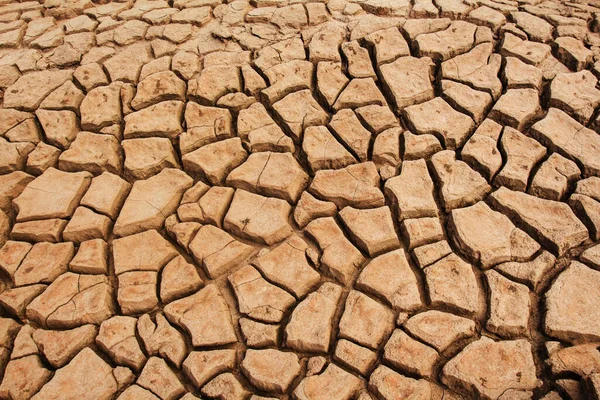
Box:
left=1, top=0, right=600, bottom=399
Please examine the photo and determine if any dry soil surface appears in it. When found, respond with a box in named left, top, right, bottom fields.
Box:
left=1, top=0, right=600, bottom=399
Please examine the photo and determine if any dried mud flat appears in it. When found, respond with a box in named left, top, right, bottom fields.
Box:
left=1, top=0, right=600, bottom=398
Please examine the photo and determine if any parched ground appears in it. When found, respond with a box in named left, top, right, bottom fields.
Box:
left=1, top=0, right=600, bottom=398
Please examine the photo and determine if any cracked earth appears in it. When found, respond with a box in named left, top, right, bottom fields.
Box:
left=1, top=0, right=600, bottom=399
